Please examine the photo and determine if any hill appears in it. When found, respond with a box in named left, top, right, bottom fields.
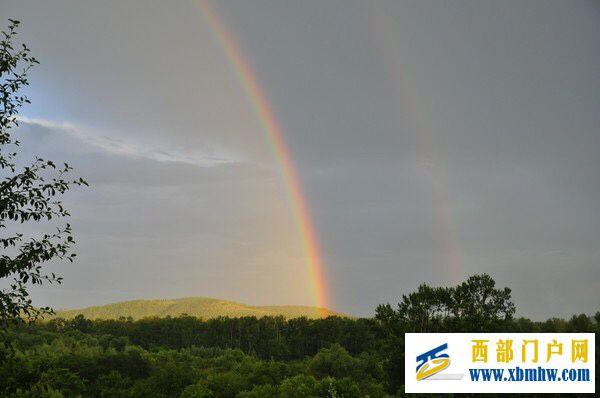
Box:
left=51, top=297, right=346, bottom=320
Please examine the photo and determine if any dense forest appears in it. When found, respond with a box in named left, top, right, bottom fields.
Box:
left=0, top=275, right=597, bottom=397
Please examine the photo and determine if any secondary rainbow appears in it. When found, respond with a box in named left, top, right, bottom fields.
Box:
left=365, top=2, right=463, bottom=282
left=196, top=0, right=330, bottom=315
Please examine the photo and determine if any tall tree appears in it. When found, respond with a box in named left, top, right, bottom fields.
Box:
left=376, top=274, right=515, bottom=332
left=0, top=19, right=87, bottom=339
left=396, top=284, right=454, bottom=332
left=452, top=274, right=515, bottom=329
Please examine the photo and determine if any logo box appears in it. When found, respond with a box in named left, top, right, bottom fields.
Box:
left=405, top=333, right=595, bottom=394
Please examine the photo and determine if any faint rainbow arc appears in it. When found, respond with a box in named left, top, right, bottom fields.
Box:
left=195, top=0, right=330, bottom=315
left=365, top=2, right=463, bottom=282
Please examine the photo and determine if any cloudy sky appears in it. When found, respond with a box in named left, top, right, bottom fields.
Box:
left=1, top=0, right=598, bottom=318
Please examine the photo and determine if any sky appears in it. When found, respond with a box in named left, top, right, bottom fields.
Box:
left=0, top=0, right=598, bottom=319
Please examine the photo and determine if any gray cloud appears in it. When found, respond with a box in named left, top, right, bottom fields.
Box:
left=1, top=0, right=598, bottom=319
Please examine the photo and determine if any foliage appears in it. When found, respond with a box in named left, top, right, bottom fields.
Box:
left=0, top=279, right=597, bottom=397
left=376, top=274, right=515, bottom=332
left=0, top=19, right=86, bottom=341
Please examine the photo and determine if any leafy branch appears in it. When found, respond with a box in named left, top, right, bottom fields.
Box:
left=0, top=19, right=87, bottom=339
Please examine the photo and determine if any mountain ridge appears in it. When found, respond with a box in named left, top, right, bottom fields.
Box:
left=50, top=297, right=348, bottom=320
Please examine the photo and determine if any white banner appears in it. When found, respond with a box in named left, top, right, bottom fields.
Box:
left=405, top=333, right=595, bottom=394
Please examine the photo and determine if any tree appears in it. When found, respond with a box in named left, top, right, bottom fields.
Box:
left=180, top=383, right=214, bottom=398
left=0, top=19, right=87, bottom=340
left=309, top=343, right=361, bottom=379
left=452, top=274, right=515, bottom=330
left=377, top=274, right=516, bottom=333
left=396, top=284, right=454, bottom=332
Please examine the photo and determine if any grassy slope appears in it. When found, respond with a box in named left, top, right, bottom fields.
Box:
left=52, top=297, right=347, bottom=320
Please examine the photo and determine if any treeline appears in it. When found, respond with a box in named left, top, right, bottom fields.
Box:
left=0, top=275, right=598, bottom=397
left=34, top=315, right=382, bottom=360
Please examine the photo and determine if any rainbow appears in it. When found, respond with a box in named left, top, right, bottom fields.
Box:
left=195, top=1, right=330, bottom=316
left=364, top=2, right=463, bottom=282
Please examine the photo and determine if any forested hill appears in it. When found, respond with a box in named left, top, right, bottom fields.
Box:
left=52, top=297, right=346, bottom=320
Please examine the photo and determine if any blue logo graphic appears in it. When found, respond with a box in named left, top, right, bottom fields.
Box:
left=416, top=343, right=451, bottom=380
